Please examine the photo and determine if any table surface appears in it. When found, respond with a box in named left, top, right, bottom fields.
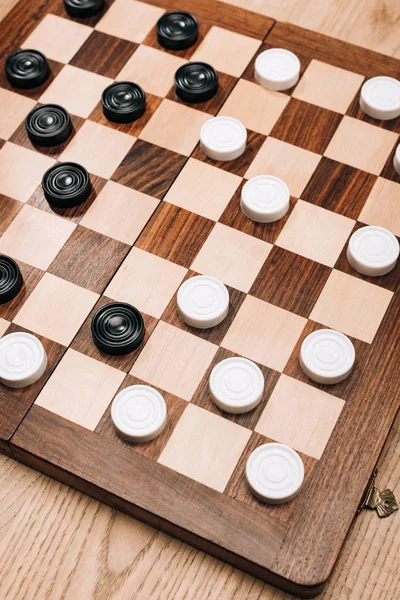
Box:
left=0, top=1, right=399, bottom=599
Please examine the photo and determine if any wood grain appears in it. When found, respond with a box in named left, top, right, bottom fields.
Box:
left=70, top=31, right=137, bottom=79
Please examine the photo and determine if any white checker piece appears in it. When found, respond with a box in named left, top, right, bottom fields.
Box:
left=241, top=175, right=290, bottom=223
left=0, top=332, right=47, bottom=388
left=111, top=385, right=167, bottom=443
left=209, top=357, right=264, bottom=414
left=300, top=329, right=355, bottom=385
left=255, top=48, right=300, bottom=91
left=347, top=226, right=399, bottom=276
left=177, top=275, right=229, bottom=329
left=246, top=443, right=304, bottom=504
left=200, top=116, right=247, bottom=161
left=360, top=76, right=400, bottom=120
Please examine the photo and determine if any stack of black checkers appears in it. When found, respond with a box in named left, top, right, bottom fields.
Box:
left=64, top=0, right=104, bottom=18
left=25, top=104, right=72, bottom=147
left=92, top=303, right=145, bottom=355
left=42, top=163, right=91, bottom=208
left=102, top=82, right=146, bottom=123
left=0, top=256, right=23, bottom=304
left=5, top=49, right=50, bottom=89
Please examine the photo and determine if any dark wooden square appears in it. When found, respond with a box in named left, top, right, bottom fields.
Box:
left=0, top=195, right=22, bottom=236
left=219, top=181, right=298, bottom=243
left=192, top=130, right=266, bottom=177
left=28, top=174, right=107, bottom=224
left=0, top=322, right=66, bottom=444
left=71, top=295, right=158, bottom=372
left=112, top=139, right=187, bottom=199
left=302, top=157, right=377, bottom=220
left=136, top=203, right=214, bottom=267
left=166, top=71, right=237, bottom=116
left=0, top=260, right=44, bottom=321
left=70, top=31, right=137, bottom=78
left=89, top=92, right=162, bottom=137
left=283, top=320, right=370, bottom=401
left=225, top=431, right=318, bottom=522
left=250, top=247, right=331, bottom=318
left=48, top=226, right=130, bottom=293
left=95, top=374, right=187, bottom=461
left=162, top=270, right=246, bottom=345
left=380, top=144, right=400, bottom=184
left=270, top=98, right=342, bottom=154
left=9, top=106, right=85, bottom=159
left=192, top=348, right=280, bottom=431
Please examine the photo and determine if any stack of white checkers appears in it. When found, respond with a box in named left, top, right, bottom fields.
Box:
left=0, top=332, right=47, bottom=388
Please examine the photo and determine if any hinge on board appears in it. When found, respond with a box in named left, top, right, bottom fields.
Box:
left=358, top=469, right=399, bottom=518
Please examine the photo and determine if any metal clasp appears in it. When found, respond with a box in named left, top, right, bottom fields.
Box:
left=359, top=469, right=398, bottom=518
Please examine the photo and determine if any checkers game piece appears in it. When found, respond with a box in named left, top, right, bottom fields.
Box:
left=174, top=62, right=218, bottom=103
left=25, top=104, right=72, bottom=147
left=156, top=11, right=198, bottom=50
left=5, top=49, right=50, bottom=89
left=102, top=81, right=146, bottom=123
left=200, top=116, right=247, bottom=161
left=255, top=48, right=300, bottom=91
left=64, top=0, right=104, bottom=18
left=246, top=443, right=305, bottom=504
left=177, top=275, right=229, bottom=328
left=241, top=175, right=290, bottom=223
left=42, top=162, right=91, bottom=208
left=0, top=255, right=23, bottom=304
left=0, top=332, right=47, bottom=388
left=209, top=357, right=264, bottom=414
left=91, top=302, right=145, bottom=355
left=360, top=76, right=400, bottom=120
left=393, top=143, right=400, bottom=175
left=111, top=384, right=167, bottom=442
left=300, top=329, right=355, bottom=385
left=347, top=226, right=399, bottom=276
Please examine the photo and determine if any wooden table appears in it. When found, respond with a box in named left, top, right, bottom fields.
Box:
left=0, top=1, right=399, bottom=598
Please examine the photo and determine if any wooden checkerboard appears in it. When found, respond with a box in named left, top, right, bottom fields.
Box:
left=0, top=1, right=399, bottom=597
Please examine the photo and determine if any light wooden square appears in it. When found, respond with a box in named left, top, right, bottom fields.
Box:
left=21, top=14, right=92, bottom=63
left=245, top=137, right=321, bottom=198
left=0, top=143, right=54, bottom=202
left=0, top=318, right=10, bottom=337
left=192, top=223, right=272, bottom=292
left=164, top=158, right=241, bottom=220
left=139, top=99, right=210, bottom=156
left=0, top=205, right=75, bottom=270
left=158, top=403, right=251, bottom=492
left=131, top=321, right=218, bottom=400
left=80, top=181, right=159, bottom=244
left=0, top=89, right=36, bottom=140
left=276, top=199, right=355, bottom=267
left=359, top=177, right=400, bottom=237
left=105, top=247, right=187, bottom=319
left=14, top=273, right=98, bottom=346
left=35, top=349, right=125, bottom=430
left=293, top=60, right=364, bottom=113
left=324, top=116, right=398, bottom=175
left=95, top=0, right=164, bottom=43
left=40, top=65, right=113, bottom=119
left=255, top=374, right=344, bottom=460
left=222, top=295, right=306, bottom=371
left=116, top=45, right=186, bottom=97
left=219, top=79, right=290, bottom=135
left=191, top=26, right=260, bottom=77
left=310, top=269, right=394, bottom=343
left=59, top=120, right=134, bottom=179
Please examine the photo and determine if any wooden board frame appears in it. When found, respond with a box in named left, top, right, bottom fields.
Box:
left=0, top=1, right=399, bottom=597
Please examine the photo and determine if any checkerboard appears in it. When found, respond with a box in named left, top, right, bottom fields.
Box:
left=0, top=1, right=399, bottom=596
